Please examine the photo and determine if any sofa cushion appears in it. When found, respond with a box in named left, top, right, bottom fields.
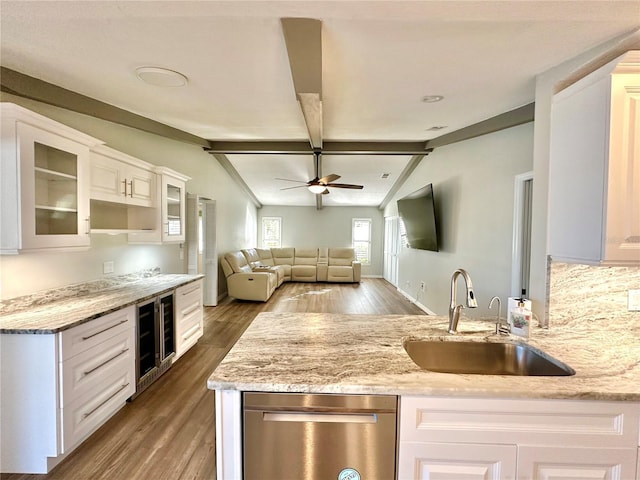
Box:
left=294, top=248, right=318, bottom=265
left=242, top=248, right=262, bottom=268
left=328, top=247, right=355, bottom=266
left=327, top=265, right=354, bottom=282
left=271, top=247, right=294, bottom=265
left=291, top=265, right=317, bottom=282
left=256, top=248, right=275, bottom=266
left=224, top=251, right=253, bottom=274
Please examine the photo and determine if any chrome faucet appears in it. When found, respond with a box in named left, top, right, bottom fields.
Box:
left=489, top=295, right=510, bottom=335
left=448, top=269, right=478, bottom=333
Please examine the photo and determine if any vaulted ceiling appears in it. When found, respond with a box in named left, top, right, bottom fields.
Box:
left=1, top=1, right=638, bottom=207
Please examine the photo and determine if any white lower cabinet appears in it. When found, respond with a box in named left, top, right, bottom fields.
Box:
left=174, top=279, right=204, bottom=359
left=398, top=396, right=640, bottom=480
left=0, top=306, right=135, bottom=474
left=398, top=442, right=517, bottom=479
left=518, top=446, right=637, bottom=480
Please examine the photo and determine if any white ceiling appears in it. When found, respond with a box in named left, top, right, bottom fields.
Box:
left=2, top=1, right=639, bottom=207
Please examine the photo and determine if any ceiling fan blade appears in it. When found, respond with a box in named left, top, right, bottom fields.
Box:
left=325, top=183, right=364, bottom=190
left=318, top=173, right=340, bottom=184
left=280, top=185, right=307, bottom=191
left=281, top=18, right=323, bottom=150
left=275, top=177, right=308, bottom=184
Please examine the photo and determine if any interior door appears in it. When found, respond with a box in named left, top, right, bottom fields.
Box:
left=187, top=195, right=217, bottom=306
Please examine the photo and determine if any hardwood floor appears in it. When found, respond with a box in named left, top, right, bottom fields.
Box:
left=2, top=278, right=425, bottom=480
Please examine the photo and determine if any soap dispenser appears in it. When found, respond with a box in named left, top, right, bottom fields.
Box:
left=510, top=296, right=532, bottom=339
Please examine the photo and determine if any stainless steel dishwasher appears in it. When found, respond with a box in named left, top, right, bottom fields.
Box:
left=243, top=392, right=397, bottom=480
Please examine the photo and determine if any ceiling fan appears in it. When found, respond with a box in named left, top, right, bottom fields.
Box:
left=276, top=150, right=364, bottom=195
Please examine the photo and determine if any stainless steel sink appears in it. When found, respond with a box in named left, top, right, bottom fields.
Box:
left=404, top=339, right=575, bottom=376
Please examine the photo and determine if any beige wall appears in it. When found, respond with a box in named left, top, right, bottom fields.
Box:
left=0, top=93, right=258, bottom=300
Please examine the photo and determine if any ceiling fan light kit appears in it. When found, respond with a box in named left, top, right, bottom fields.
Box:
left=308, top=184, right=327, bottom=194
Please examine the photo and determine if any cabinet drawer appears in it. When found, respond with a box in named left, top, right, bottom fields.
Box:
left=60, top=306, right=135, bottom=361
left=400, top=396, right=640, bottom=448
left=176, top=280, right=202, bottom=311
left=60, top=329, right=134, bottom=407
left=61, top=369, right=135, bottom=452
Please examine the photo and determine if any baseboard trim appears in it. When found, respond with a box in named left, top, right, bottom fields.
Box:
left=397, top=287, right=436, bottom=315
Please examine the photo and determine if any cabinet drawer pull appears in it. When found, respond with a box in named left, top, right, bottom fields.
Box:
left=122, top=179, right=128, bottom=197
left=183, top=324, right=201, bottom=341
left=82, top=383, right=130, bottom=419
left=127, top=180, right=133, bottom=197
left=81, top=319, right=128, bottom=340
left=83, top=348, right=129, bottom=375
left=181, top=303, right=200, bottom=316
left=85, top=216, right=91, bottom=235
left=180, top=285, right=200, bottom=296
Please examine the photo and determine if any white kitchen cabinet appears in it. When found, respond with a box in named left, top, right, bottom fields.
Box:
left=518, top=445, right=637, bottom=480
left=129, top=167, right=190, bottom=244
left=174, top=279, right=204, bottom=360
left=89, top=144, right=155, bottom=207
left=399, top=396, right=640, bottom=480
left=0, top=103, right=103, bottom=254
left=398, top=442, right=517, bottom=479
left=0, top=306, right=135, bottom=474
left=548, top=50, right=640, bottom=265
left=89, top=145, right=157, bottom=233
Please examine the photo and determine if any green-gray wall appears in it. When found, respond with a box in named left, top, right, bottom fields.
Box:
left=258, top=206, right=384, bottom=277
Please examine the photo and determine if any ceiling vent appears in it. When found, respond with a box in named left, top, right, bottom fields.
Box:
left=381, top=173, right=391, bottom=179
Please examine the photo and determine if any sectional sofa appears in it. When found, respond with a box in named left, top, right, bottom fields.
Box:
left=220, top=247, right=362, bottom=301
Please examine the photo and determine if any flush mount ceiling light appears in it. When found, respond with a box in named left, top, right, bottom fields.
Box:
left=308, top=185, right=327, bottom=194
left=135, top=67, right=188, bottom=87
left=421, top=95, right=444, bottom=103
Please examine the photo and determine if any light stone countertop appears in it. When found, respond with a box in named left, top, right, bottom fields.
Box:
left=207, top=311, right=640, bottom=401
left=0, top=273, right=203, bottom=334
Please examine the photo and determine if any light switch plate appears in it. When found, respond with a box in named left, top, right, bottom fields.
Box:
left=628, top=289, right=640, bottom=311
left=103, top=261, right=115, bottom=274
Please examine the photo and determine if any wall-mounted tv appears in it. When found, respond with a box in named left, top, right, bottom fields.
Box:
left=397, top=183, right=439, bottom=252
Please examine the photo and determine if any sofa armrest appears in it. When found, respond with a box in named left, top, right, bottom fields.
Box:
left=316, top=261, right=328, bottom=282
left=351, top=261, right=362, bottom=282
left=226, top=272, right=273, bottom=302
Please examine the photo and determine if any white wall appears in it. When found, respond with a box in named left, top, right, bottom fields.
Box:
left=257, top=206, right=384, bottom=277
left=384, top=123, right=533, bottom=317
left=0, top=93, right=258, bottom=300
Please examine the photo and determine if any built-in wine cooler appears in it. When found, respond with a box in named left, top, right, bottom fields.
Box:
left=132, top=292, right=175, bottom=399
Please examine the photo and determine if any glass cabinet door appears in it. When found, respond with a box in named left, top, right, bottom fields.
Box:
left=162, top=175, right=186, bottom=242
left=18, top=122, right=91, bottom=250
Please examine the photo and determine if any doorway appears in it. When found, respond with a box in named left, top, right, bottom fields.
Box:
left=187, top=195, right=217, bottom=306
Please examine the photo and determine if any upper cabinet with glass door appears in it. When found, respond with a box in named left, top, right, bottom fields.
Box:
left=129, top=167, right=190, bottom=244
left=0, top=103, right=104, bottom=254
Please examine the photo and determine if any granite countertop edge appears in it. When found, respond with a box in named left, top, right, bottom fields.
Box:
left=0, top=274, right=204, bottom=334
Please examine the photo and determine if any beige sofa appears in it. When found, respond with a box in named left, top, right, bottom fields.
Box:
left=220, top=247, right=361, bottom=301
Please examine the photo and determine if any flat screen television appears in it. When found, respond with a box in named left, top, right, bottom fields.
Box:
left=397, top=183, right=439, bottom=252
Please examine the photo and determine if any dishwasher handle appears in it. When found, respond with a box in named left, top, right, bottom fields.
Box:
left=263, top=411, right=378, bottom=424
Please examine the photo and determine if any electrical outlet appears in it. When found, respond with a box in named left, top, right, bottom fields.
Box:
left=420, top=281, right=425, bottom=292
left=103, top=261, right=114, bottom=274
left=628, top=289, right=640, bottom=311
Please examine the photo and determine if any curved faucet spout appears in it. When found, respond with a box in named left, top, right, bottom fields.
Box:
left=448, top=268, right=478, bottom=334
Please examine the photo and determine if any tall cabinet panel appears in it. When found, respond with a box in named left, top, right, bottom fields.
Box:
left=1, top=103, right=103, bottom=254
left=549, top=50, right=640, bottom=265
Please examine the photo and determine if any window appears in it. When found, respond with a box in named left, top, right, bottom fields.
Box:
left=352, top=218, right=372, bottom=265
left=262, top=217, right=282, bottom=248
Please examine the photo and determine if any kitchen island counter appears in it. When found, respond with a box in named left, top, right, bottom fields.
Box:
left=0, top=273, right=203, bottom=333
left=207, top=311, right=640, bottom=401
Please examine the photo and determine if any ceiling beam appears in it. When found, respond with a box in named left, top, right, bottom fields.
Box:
left=212, top=153, right=262, bottom=208
left=0, top=67, right=209, bottom=148
left=281, top=18, right=323, bottom=150
left=425, top=103, right=534, bottom=149
left=205, top=140, right=430, bottom=155
left=379, top=151, right=432, bottom=210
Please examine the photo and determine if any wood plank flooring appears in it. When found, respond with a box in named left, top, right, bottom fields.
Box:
left=2, top=278, right=425, bottom=480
